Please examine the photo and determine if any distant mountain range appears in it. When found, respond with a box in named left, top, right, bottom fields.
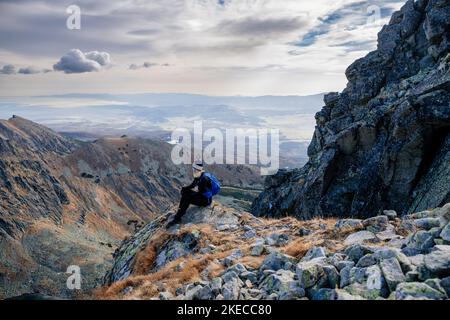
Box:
left=0, top=93, right=324, bottom=169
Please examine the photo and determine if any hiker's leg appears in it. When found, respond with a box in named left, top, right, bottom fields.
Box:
left=173, top=190, right=197, bottom=222
left=188, top=193, right=210, bottom=207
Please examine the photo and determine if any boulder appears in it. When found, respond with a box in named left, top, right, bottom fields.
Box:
left=394, top=282, right=446, bottom=300
left=418, top=246, right=450, bottom=280
left=363, top=216, right=390, bottom=233
left=210, top=277, right=223, bottom=295
left=440, top=223, right=450, bottom=242
left=222, top=278, right=241, bottom=300
left=301, top=247, right=327, bottom=262
left=344, top=231, right=376, bottom=246
left=413, top=217, right=441, bottom=230
left=259, top=252, right=295, bottom=272
left=334, top=219, right=364, bottom=233
left=440, top=276, right=450, bottom=297
left=402, top=230, right=437, bottom=255
left=379, top=258, right=406, bottom=292
left=382, top=210, right=397, bottom=220
left=260, top=269, right=304, bottom=299
left=250, top=244, right=265, bottom=256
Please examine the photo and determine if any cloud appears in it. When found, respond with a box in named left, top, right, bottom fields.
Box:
left=0, top=64, right=16, bottom=74
left=292, top=0, right=402, bottom=47
left=53, top=49, right=111, bottom=74
left=18, top=66, right=41, bottom=74
left=216, top=17, right=307, bottom=37
left=129, top=62, right=169, bottom=70
left=0, top=64, right=51, bottom=75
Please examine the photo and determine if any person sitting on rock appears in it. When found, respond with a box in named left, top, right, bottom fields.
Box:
left=167, top=162, right=220, bottom=228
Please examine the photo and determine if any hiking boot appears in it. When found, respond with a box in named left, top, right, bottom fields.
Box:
left=166, top=218, right=180, bottom=229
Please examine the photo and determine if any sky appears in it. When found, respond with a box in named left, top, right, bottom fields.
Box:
left=0, top=0, right=406, bottom=97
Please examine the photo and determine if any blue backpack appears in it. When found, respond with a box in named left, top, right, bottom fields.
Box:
left=202, top=173, right=221, bottom=198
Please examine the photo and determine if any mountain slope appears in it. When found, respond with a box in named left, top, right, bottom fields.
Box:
left=252, top=0, right=450, bottom=219
left=100, top=201, right=450, bottom=300
left=0, top=116, right=263, bottom=298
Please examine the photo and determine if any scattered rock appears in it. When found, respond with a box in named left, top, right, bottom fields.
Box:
left=344, top=231, right=376, bottom=246
left=395, top=282, right=446, bottom=300
left=383, top=210, right=397, bottom=220
left=379, top=258, right=406, bottom=292
left=363, top=216, right=390, bottom=233
left=334, top=219, right=364, bottom=232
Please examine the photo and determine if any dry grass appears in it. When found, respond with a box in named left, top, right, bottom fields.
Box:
left=97, top=214, right=365, bottom=300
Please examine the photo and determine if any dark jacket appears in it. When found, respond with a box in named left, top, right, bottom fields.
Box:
left=184, top=173, right=212, bottom=199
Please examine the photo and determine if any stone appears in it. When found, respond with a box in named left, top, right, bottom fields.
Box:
left=328, top=252, right=346, bottom=268
left=344, top=244, right=375, bottom=263
left=440, top=223, right=450, bottom=242
left=265, top=233, right=289, bottom=246
left=240, top=271, right=257, bottom=284
left=440, top=276, right=450, bottom=297
left=424, top=279, right=447, bottom=297
left=194, top=285, right=213, bottom=300
left=184, top=285, right=203, bottom=300
left=260, top=269, right=302, bottom=298
left=297, top=228, right=312, bottom=237
left=210, top=277, right=223, bottom=295
left=383, top=210, right=397, bottom=220
left=356, top=254, right=377, bottom=268
left=227, top=263, right=247, bottom=275
left=221, top=271, right=239, bottom=283
left=418, top=247, right=450, bottom=280
left=363, top=216, right=390, bottom=233
left=323, top=265, right=340, bottom=288
left=259, top=252, right=295, bottom=272
left=379, top=258, right=406, bottom=292
left=344, top=231, right=376, bottom=246
left=301, top=247, right=327, bottom=262
left=337, top=260, right=355, bottom=271
left=250, top=244, right=265, bottom=256
left=243, top=229, right=257, bottom=239
left=394, top=282, right=446, bottom=300
left=414, top=217, right=441, bottom=230
left=296, top=257, right=329, bottom=289
left=223, top=249, right=243, bottom=267
left=158, top=291, right=174, bottom=300
left=402, top=230, right=436, bottom=255
left=398, top=219, right=417, bottom=235
left=334, top=219, right=364, bottom=232
left=372, top=247, right=413, bottom=273
left=222, top=278, right=241, bottom=300
left=365, top=265, right=388, bottom=298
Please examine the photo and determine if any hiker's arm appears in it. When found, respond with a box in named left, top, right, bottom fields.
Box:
left=183, top=178, right=199, bottom=190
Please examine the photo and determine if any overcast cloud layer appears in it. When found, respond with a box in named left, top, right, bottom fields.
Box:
left=0, top=0, right=405, bottom=96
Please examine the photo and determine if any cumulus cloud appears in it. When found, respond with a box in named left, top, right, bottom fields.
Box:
left=53, top=49, right=111, bottom=74
left=0, top=64, right=16, bottom=74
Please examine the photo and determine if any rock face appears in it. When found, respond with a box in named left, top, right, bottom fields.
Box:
left=252, top=0, right=450, bottom=219
left=102, top=199, right=450, bottom=300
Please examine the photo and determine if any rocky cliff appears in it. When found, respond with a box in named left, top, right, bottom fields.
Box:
left=252, top=0, right=450, bottom=219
